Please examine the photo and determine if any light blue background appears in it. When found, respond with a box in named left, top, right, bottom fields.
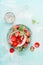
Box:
left=0, top=0, right=43, bottom=65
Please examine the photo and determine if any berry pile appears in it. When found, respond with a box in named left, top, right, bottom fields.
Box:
left=8, top=24, right=31, bottom=52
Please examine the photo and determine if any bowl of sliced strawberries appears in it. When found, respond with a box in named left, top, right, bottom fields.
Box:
left=7, top=24, right=31, bottom=51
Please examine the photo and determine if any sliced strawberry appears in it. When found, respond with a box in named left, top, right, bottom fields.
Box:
left=18, top=40, right=22, bottom=44
left=26, top=38, right=30, bottom=43
left=17, top=36, right=22, bottom=44
left=26, top=38, right=29, bottom=43
left=20, top=35, right=24, bottom=41
left=12, top=41, right=19, bottom=47
left=24, top=28, right=27, bottom=33
left=23, top=43, right=28, bottom=48
left=10, top=35, right=16, bottom=42
left=19, top=38, right=22, bottom=44
left=26, top=31, right=30, bottom=37
left=17, top=36, right=21, bottom=41
left=15, top=31, right=20, bottom=37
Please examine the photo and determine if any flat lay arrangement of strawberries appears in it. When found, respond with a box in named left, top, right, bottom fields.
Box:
left=7, top=24, right=40, bottom=53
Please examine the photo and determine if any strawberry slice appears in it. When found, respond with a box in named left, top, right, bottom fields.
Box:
left=24, top=28, right=31, bottom=37
left=10, top=35, right=16, bottom=42
left=24, top=28, right=27, bottom=33
left=18, top=40, right=22, bottom=44
left=17, top=36, right=22, bottom=44
left=12, top=41, right=19, bottom=47
left=26, top=38, right=29, bottom=43
left=15, top=31, right=20, bottom=37
left=26, top=31, right=30, bottom=37
left=20, top=35, right=24, bottom=41
left=26, top=38, right=30, bottom=43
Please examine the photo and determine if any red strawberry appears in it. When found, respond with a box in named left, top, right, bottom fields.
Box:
left=15, top=31, right=20, bottom=37
left=17, top=36, right=22, bottom=44
left=10, top=35, right=16, bottom=42
left=34, top=42, right=40, bottom=48
left=9, top=48, right=14, bottom=53
left=12, top=41, right=18, bottom=47
left=20, top=35, right=24, bottom=41
left=26, top=38, right=30, bottom=43
left=24, top=28, right=27, bottom=33
left=26, top=31, right=30, bottom=37
left=17, top=36, right=21, bottom=41
left=18, top=40, right=22, bottom=44
left=26, top=38, right=29, bottom=43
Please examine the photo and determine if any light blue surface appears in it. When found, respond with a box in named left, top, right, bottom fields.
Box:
left=0, top=0, right=43, bottom=65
